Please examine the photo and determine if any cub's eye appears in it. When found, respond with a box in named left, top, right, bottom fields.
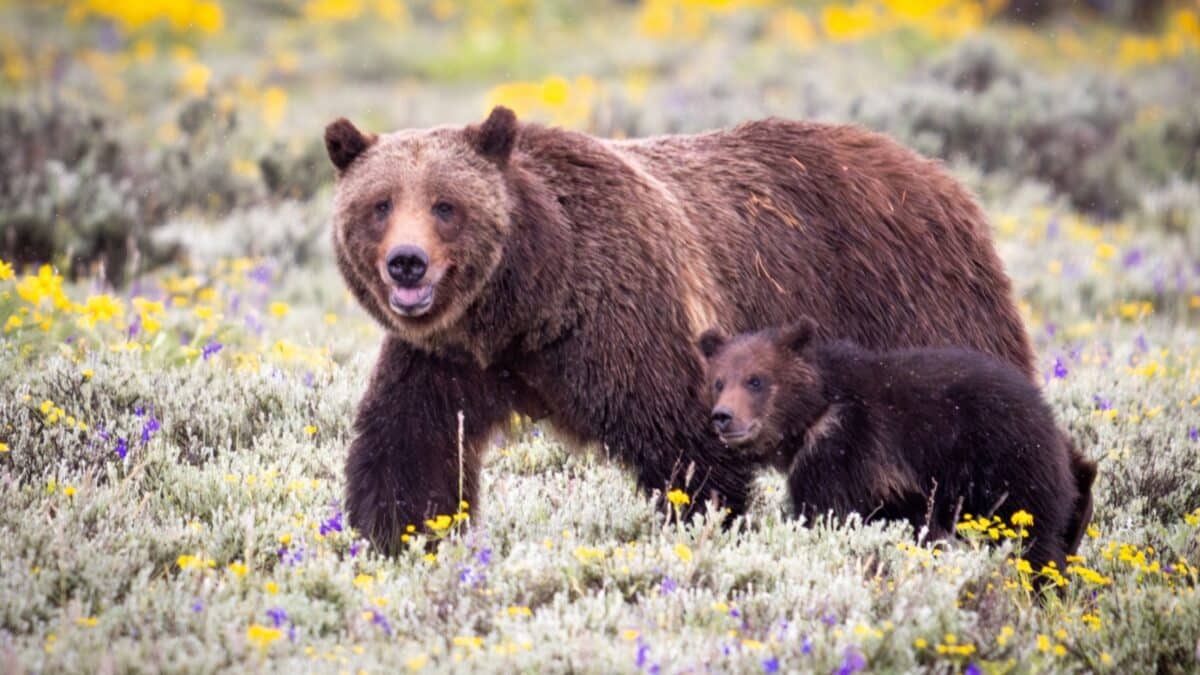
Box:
left=373, top=199, right=391, bottom=218
left=432, top=201, right=455, bottom=220
left=714, top=379, right=724, bottom=393
left=746, top=376, right=762, bottom=391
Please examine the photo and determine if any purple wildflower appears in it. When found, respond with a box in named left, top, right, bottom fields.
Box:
left=1044, top=322, right=1057, bottom=337
left=368, top=609, right=392, bottom=636
left=1093, top=395, right=1112, bottom=411
left=729, top=608, right=741, bottom=618
left=836, top=647, right=866, bottom=675
left=279, top=546, right=305, bottom=566
left=636, top=640, right=649, bottom=668
left=319, top=509, right=343, bottom=536
left=1190, top=427, right=1198, bottom=442
left=1135, top=334, right=1149, bottom=352
left=1052, top=357, right=1068, bottom=379
left=822, top=612, right=837, bottom=626
left=348, top=540, right=362, bottom=557
left=249, top=264, right=272, bottom=284
left=134, top=405, right=145, bottom=417
left=762, top=657, right=779, bottom=673
left=477, top=548, right=492, bottom=566
left=965, top=664, right=982, bottom=675
left=115, top=437, right=128, bottom=460
left=660, top=577, right=677, bottom=595
left=191, top=600, right=204, bottom=613
left=244, top=313, right=263, bottom=335
left=458, top=566, right=478, bottom=585
left=202, top=341, right=223, bottom=360
left=127, top=313, right=141, bottom=339
left=801, top=637, right=812, bottom=655
left=302, top=371, right=315, bottom=387
left=1123, top=248, right=1143, bottom=268
left=141, top=416, right=160, bottom=444
left=266, top=607, right=288, bottom=627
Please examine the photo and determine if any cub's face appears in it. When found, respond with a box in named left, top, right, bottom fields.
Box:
left=325, top=108, right=519, bottom=340
left=697, top=319, right=820, bottom=456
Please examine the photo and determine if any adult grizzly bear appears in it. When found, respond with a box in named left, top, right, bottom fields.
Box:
left=697, top=319, right=1096, bottom=573
left=324, top=106, right=1035, bottom=552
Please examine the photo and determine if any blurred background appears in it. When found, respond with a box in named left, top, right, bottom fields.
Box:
left=0, top=0, right=1198, bottom=367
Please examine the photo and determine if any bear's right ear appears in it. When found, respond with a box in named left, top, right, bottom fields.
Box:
left=325, top=118, right=375, bottom=173
left=778, top=317, right=817, bottom=354
left=471, top=106, right=518, bottom=165
left=697, top=329, right=727, bottom=360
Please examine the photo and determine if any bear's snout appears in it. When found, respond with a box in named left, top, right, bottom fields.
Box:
left=711, top=407, right=734, bottom=432
left=386, top=245, right=429, bottom=287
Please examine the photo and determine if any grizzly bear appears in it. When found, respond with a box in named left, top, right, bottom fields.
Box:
left=324, top=106, right=1036, bottom=553
left=697, top=318, right=1097, bottom=572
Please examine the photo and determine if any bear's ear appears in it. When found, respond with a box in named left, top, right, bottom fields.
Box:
left=325, top=118, right=375, bottom=173
left=471, top=106, right=518, bottom=165
left=697, top=329, right=727, bottom=360
left=778, top=317, right=817, bottom=354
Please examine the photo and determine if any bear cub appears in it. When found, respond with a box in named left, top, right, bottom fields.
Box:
left=697, top=318, right=1097, bottom=574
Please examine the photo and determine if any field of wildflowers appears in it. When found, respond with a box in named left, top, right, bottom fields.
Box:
left=2, top=0, right=1199, bottom=672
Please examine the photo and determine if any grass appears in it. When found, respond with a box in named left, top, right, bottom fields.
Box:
left=2, top=1, right=1199, bottom=673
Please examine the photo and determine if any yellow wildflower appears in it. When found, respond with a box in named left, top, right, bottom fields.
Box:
left=228, top=562, right=249, bottom=578
left=673, top=542, right=693, bottom=562
left=666, top=489, right=690, bottom=507
left=1010, top=510, right=1034, bottom=527
left=0, top=442, right=8, bottom=453
left=303, top=425, right=318, bottom=436
left=268, top=302, right=290, bottom=317
left=75, top=616, right=98, bottom=627
left=265, top=581, right=279, bottom=595
left=246, top=624, right=283, bottom=651
left=425, top=515, right=452, bottom=532
left=0, top=259, right=12, bottom=281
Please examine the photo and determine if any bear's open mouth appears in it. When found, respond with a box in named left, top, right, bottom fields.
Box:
left=388, top=284, right=435, bottom=317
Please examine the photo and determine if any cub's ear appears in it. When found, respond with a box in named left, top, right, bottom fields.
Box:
left=471, top=106, right=518, bottom=165
left=778, top=317, right=817, bottom=354
left=325, top=118, right=376, bottom=173
left=697, top=329, right=727, bottom=360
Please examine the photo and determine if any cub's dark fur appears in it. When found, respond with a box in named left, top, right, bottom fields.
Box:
left=699, top=319, right=1097, bottom=572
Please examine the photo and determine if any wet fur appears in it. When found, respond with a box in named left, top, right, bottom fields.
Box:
left=327, top=109, right=1036, bottom=552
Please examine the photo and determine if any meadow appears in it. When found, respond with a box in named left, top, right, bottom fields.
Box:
left=1, top=1, right=1199, bottom=672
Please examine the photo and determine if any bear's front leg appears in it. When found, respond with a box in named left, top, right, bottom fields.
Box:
left=345, top=335, right=511, bottom=554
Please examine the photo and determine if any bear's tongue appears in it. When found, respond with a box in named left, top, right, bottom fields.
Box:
left=393, top=284, right=427, bottom=303
left=391, top=285, right=431, bottom=307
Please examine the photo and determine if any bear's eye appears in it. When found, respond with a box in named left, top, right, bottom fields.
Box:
left=714, top=379, right=724, bottom=393
left=746, top=376, right=762, bottom=391
left=373, top=199, right=391, bottom=218
left=432, top=201, right=455, bottom=220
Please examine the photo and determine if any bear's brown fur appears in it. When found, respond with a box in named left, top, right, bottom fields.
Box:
left=697, top=319, right=1097, bottom=574
left=325, top=107, right=1036, bottom=552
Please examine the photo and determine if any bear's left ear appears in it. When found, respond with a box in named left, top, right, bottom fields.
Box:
left=697, top=329, right=727, bottom=360
left=470, top=106, right=518, bottom=165
left=325, top=118, right=376, bottom=173
left=778, top=317, right=817, bottom=354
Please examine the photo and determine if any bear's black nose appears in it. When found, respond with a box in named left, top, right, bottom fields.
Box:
left=711, top=408, right=733, bottom=432
left=386, top=245, right=428, bottom=287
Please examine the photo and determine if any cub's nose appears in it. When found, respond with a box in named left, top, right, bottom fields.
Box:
left=386, top=245, right=428, bottom=287
left=711, top=407, right=733, bottom=433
